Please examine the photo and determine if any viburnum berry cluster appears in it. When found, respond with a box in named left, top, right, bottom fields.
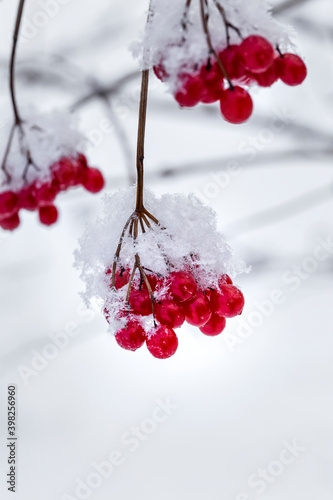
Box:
left=135, top=0, right=307, bottom=123
left=104, top=266, right=244, bottom=359
left=0, top=112, right=104, bottom=231
left=76, top=188, right=247, bottom=360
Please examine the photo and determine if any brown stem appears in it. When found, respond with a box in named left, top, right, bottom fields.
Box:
left=0, top=124, right=15, bottom=182
left=135, top=69, right=150, bottom=211
left=141, top=212, right=151, bottom=229
left=125, top=263, right=138, bottom=304
left=136, top=255, right=156, bottom=320
left=212, top=0, right=243, bottom=45
left=143, top=208, right=159, bottom=225
left=111, top=215, right=133, bottom=288
left=181, top=0, right=193, bottom=38
left=199, top=0, right=234, bottom=89
left=10, top=0, right=26, bottom=125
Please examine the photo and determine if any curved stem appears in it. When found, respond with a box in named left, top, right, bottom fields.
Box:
left=135, top=69, right=150, bottom=211
left=10, top=0, right=26, bottom=125
left=0, top=124, right=16, bottom=182
left=212, top=0, right=243, bottom=45
left=199, top=0, right=234, bottom=89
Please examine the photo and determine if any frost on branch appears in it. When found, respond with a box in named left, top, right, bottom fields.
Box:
left=75, top=187, right=247, bottom=351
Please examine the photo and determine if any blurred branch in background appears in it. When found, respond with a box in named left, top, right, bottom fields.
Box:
left=225, top=184, right=332, bottom=236
left=273, top=0, right=312, bottom=14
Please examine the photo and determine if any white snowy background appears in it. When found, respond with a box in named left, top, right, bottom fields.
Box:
left=0, top=0, right=332, bottom=499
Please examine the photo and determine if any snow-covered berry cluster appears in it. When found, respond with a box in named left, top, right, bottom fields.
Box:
left=76, top=188, right=247, bottom=360
left=0, top=154, right=104, bottom=230
left=134, top=0, right=307, bottom=123
left=156, top=38, right=307, bottom=124
left=0, top=111, right=104, bottom=231
left=104, top=266, right=244, bottom=359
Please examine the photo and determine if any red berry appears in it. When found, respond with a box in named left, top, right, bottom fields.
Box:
left=155, top=300, right=185, bottom=329
left=19, top=185, right=38, bottom=211
left=169, top=271, right=197, bottom=303
left=77, top=153, right=88, bottom=168
left=104, top=306, right=111, bottom=323
left=203, top=288, right=213, bottom=301
left=252, top=58, right=279, bottom=87
left=72, top=155, right=88, bottom=185
left=218, top=45, right=246, bottom=79
left=220, top=86, right=253, bottom=124
left=200, top=89, right=219, bottom=104
left=146, top=325, right=178, bottom=359
left=200, top=313, right=226, bottom=336
left=200, top=62, right=224, bottom=103
left=52, top=158, right=76, bottom=190
left=240, top=35, right=274, bottom=73
left=277, top=53, right=307, bottom=86
left=142, top=273, right=160, bottom=292
left=105, top=267, right=130, bottom=290
left=35, top=182, right=57, bottom=205
left=0, top=212, right=20, bottom=231
left=218, top=274, right=233, bottom=287
left=115, top=321, right=146, bottom=351
left=175, top=73, right=204, bottom=107
left=129, top=289, right=153, bottom=316
left=183, top=291, right=212, bottom=327
left=38, top=205, right=58, bottom=226
left=0, top=191, right=18, bottom=217
left=104, top=306, right=127, bottom=324
left=82, top=167, right=105, bottom=193
left=153, top=63, right=169, bottom=82
left=210, top=285, right=245, bottom=318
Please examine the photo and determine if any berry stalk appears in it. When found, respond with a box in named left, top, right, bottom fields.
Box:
left=212, top=0, right=242, bottom=46
left=199, top=0, right=234, bottom=89
left=10, top=0, right=26, bottom=126
left=135, top=69, right=149, bottom=212
left=1, top=0, right=40, bottom=184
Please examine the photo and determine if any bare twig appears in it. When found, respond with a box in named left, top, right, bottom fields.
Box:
left=273, top=0, right=311, bottom=15
left=135, top=69, right=150, bottom=211
left=226, top=184, right=332, bottom=237
left=212, top=0, right=243, bottom=45
left=199, top=0, right=234, bottom=88
left=70, top=71, right=139, bottom=111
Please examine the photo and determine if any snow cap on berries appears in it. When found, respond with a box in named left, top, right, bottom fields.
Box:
left=75, top=187, right=247, bottom=332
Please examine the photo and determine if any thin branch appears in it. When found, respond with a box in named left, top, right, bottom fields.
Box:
left=199, top=0, right=233, bottom=88
left=212, top=0, right=242, bottom=45
left=100, top=95, right=135, bottom=186
left=226, top=184, right=332, bottom=237
left=273, top=0, right=311, bottom=15
left=70, top=71, right=139, bottom=111
left=10, top=0, right=26, bottom=125
left=135, top=69, right=150, bottom=211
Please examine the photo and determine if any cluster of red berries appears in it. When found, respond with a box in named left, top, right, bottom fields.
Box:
left=154, top=35, right=307, bottom=124
left=104, top=267, right=245, bottom=359
left=0, top=154, right=104, bottom=231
